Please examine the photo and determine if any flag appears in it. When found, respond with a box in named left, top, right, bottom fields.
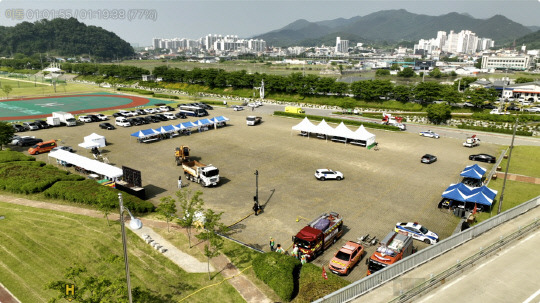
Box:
left=322, top=266, right=328, bottom=280
left=472, top=203, right=477, bottom=215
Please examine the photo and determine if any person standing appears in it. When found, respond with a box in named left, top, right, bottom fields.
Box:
left=253, top=202, right=260, bottom=216
left=178, top=176, right=182, bottom=188
left=291, top=245, right=299, bottom=259
left=269, top=237, right=275, bottom=251
left=301, top=254, right=307, bottom=265
left=275, top=244, right=284, bottom=254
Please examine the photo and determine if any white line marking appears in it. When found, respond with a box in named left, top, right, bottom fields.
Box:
left=523, top=288, right=540, bottom=303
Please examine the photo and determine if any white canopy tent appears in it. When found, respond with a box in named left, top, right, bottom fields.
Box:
left=291, top=117, right=318, bottom=133
left=48, top=149, right=123, bottom=179
left=80, top=133, right=106, bottom=149
left=353, top=125, right=376, bottom=146
left=333, top=122, right=356, bottom=138
left=314, top=119, right=336, bottom=138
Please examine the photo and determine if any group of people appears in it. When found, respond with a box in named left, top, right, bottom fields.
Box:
left=269, top=237, right=307, bottom=265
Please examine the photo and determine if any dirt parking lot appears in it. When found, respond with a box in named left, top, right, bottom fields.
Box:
left=17, top=105, right=500, bottom=281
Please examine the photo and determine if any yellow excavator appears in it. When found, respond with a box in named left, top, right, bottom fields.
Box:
left=175, top=146, right=190, bottom=166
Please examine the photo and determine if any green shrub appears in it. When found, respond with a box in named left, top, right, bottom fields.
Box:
left=117, top=87, right=155, bottom=95
left=0, top=150, right=36, bottom=163
left=252, top=252, right=301, bottom=302
left=153, top=93, right=179, bottom=99
left=274, top=111, right=401, bottom=131
left=0, top=162, right=83, bottom=194
left=470, top=113, right=540, bottom=123
left=456, top=124, right=533, bottom=136
left=294, top=263, right=350, bottom=303
left=44, top=180, right=154, bottom=213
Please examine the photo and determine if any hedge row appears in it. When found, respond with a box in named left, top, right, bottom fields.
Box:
left=0, top=150, right=35, bottom=163
left=117, top=87, right=155, bottom=95
left=252, top=252, right=300, bottom=302
left=457, top=124, right=533, bottom=136
left=470, top=112, right=540, bottom=123
left=296, top=263, right=350, bottom=303
left=44, top=180, right=154, bottom=213
left=274, top=111, right=401, bottom=131
left=0, top=162, right=84, bottom=194
left=200, top=100, right=227, bottom=106
left=153, top=93, right=179, bottom=99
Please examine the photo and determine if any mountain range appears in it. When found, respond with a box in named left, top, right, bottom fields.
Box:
left=253, top=9, right=534, bottom=47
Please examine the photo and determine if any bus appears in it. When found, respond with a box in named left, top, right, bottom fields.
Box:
left=178, top=106, right=208, bottom=117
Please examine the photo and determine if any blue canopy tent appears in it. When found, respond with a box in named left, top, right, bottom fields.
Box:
left=213, top=116, right=229, bottom=122
left=130, top=129, right=160, bottom=138
left=181, top=121, right=197, bottom=129
left=466, top=192, right=494, bottom=206
left=196, top=118, right=213, bottom=126
left=460, top=164, right=487, bottom=180
left=155, top=125, right=179, bottom=134
left=442, top=186, right=469, bottom=202
left=441, top=183, right=498, bottom=210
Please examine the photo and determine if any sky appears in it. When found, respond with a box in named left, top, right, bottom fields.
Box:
left=0, top=0, right=539, bottom=46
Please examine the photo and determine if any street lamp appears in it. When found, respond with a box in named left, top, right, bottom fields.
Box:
left=118, top=193, right=143, bottom=303
left=498, top=117, right=518, bottom=215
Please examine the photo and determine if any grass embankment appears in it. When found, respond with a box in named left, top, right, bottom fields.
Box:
left=0, top=202, right=244, bottom=303
left=476, top=146, right=540, bottom=222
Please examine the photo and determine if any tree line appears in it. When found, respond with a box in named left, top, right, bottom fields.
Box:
left=61, top=63, right=150, bottom=80
left=150, top=65, right=498, bottom=106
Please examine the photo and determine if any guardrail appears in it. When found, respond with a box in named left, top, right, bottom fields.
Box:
left=314, top=195, right=540, bottom=303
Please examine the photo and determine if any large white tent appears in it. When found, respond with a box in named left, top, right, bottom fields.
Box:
left=291, top=117, right=318, bottom=133
left=353, top=125, right=376, bottom=146
left=314, top=119, right=336, bottom=137
left=48, top=150, right=123, bottom=179
left=291, top=118, right=376, bottom=147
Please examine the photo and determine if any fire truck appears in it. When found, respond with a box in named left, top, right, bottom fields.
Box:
left=366, top=231, right=413, bottom=275
left=382, top=113, right=406, bottom=130
left=292, top=212, right=344, bottom=260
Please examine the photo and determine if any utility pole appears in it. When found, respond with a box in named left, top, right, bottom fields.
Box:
left=498, top=117, right=518, bottom=214
left=254, top=170, right=259, bottom=207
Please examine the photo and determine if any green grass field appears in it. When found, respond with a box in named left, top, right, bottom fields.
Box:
left=0, top=81, right=106, bottom=99
left=0, top=202, right=244, bottom=303
left=498, top=146, right=540, bottom=178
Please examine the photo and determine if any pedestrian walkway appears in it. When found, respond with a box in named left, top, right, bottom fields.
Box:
left=497, top=172, right=540, bottom=184
left=0, top=194, right=272, bottom=303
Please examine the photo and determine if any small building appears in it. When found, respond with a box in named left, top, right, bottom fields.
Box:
left=142, top=75, right=155, bottom=81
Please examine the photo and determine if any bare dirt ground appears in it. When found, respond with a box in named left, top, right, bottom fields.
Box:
left=16, top=105, right=500, bottom=282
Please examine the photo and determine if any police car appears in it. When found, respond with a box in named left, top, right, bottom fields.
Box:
left=314, top=169, right=344, bottom=181
left=395, top=222, right=439, bottom=244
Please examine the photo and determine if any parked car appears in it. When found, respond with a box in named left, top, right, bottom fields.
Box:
left=469, top=153, right=496, bottom=163
left=142, top=116, right=154, bottom=124
left=135, top=109, right=146, bottom=115
left=99, top=122, right=116, bottom=130
left=87, top=115, right=101, bottom=122
left=155, top=114, right=168, bottom=121
left=329, top=241, right=365, bottom=275
left=12, top=124, right=25, bottom=132
left=314, top=169, right=344, bottom=181
left=395, top=222, right=439, bottom=244
left=163, top=113, right=177, bottom=120
left=96, top=114, right=109, bottom=121
left=52, top=145, right=74, bottom=152
left=23, top=122, right=39, bottom=131
left=525, top=107, right=540, bottom=113
left=421, top=154, right=437, bottom=164
left=144, top=108, right=157, bottom=114
left=78, top=115, right=93, bottom=123
left=148, top=115, right=161, bottom=123
left=199, top=103, right=213, bottom=110
left=33, top=120, right=49, bottom=129
left=482, top=104, right=497, bottom=109
left=175, top=112, right=187, bottom=119
left=232, top=105, right=244, bottom=111
left=158, top=105, right=171, bottom=112
left=17, top=137, right=43, bottom=146
left=11, top=135, right=34, bottom=145
left=115, top=117, right=131, bottom=127
left=28, top=140, right=57, bottom=155
left=128, top=118, right=142, bottom=126
left=419, top=130, right=440, bottom=139
left=112, top=112, right=126, bottom=118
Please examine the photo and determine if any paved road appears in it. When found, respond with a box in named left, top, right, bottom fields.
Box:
left=252, top=103, right=540, bottom=146
left=417, top=228, right=540, bottom=303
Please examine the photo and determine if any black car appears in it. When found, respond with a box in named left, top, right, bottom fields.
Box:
left=17, top=137, right=43, bottom=146
left=33, top=120, right=49, bottom=129
left=133, top=117, right=147, bottom=125
left=148, top=115, right=161, bottom=123
left=421, top=154, right=437, bottom=164
left=507, top=105, right=520, bottom=111
left=135, top=109, right=146, bottom=115
left=99, top=122, right=116, bottom=130
left=482, top=104, right=497, bottom=109
left=12, top=124, right=25, bottom=132
left=141, top=116, right=154, bottom=124
left=175, top=112, right=187, bottom=119
left=199, top=103, right=213, bottom=110
left=87, top=115, right=100, bottom=122
left=112, top=112, right=126, bottom=118
left=469, top=154, right=496, bottom=163
left=155, top=114, right=168, bottom=121
left=164, top=106, right=175, bottom=111
left=128, top=118, right=142, bottom=126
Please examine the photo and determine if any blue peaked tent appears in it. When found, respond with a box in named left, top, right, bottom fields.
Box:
left=212, top=116, right=229, bottom=122
left=181, top=121, right=197, bottom=128
left=131, top=129, right=160, bottom=138
left=196, top=118, right=213, bottom=126
left=460, top=164, right=487, bottom=179
left=442, top=183, right=498, bottom=206
left=155, top=125, right=179, bottom=134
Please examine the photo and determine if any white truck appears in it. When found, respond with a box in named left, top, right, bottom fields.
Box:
left=463, top=135, right=480, bottom=148
left=52, top=111, right=77, bottom=126
left=246, top=116, right=262, bottom=126
left=46, top=117, right=60, bottom=127
left=182, top=160, right=220, bottom=187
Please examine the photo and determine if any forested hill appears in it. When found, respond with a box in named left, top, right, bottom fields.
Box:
left=0, top=18, right=134, bottom=60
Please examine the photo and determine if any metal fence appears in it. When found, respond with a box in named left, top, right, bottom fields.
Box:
left=314, top=195, right=540, bottom=303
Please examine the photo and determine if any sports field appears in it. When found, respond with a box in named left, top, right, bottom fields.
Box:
left=0, top=93, right=174, bottom=121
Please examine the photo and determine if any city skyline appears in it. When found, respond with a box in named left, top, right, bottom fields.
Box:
left=0, top=0, right=539, bottom=46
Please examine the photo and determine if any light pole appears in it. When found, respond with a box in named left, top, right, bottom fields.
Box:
left=118, top=193, right=143, bottom=303
left=254, top=170, right=259, bottom=207
left=498, top=117, right=518, bottom=214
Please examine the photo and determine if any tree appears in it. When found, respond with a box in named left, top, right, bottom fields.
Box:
left=414, top=82, right=443, bottom=102
left=156, top=196, right=178, bottom=232
left=176, top=189, right=204, bottom=248
left=440, top=85, right=463, bottom=104
left=338, top=99, right=357, bottom=113
left=0, top=122, right=16, bottom=150
left=515, top=77, right=534, bottom=84
left=375, top=69, right=390, bottom=77
left=196, top=209, right=229, bottom=280
left=392, top=85, right=412, bottom=102
left=97, top=196, right=115, bottom=227
left=390, top=63, right=400, bottom=71
left=428, top=68, right=442, bottom=78
left=2, top=84, right=12, bottom=99
left=426, top=103, right=452, bottom=124
left=397, top=67, right=415, bottom=78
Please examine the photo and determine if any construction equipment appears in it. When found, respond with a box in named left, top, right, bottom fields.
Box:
left=366, top=231, right=413, bottom=275
left=292, top=212, right=344, bottom=261
left=175, top=146, right=190, bottom=165
left=182, top=160, right=220, bottom=187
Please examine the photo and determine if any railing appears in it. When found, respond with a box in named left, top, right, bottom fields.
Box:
left=314, top=195, right=540, bottom=303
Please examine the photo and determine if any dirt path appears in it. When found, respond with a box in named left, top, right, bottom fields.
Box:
left=0, top=194, right=271, bottom=303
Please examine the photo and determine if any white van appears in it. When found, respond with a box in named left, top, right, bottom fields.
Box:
left=115, top=117, right=131, bottom=127
left=163, top=113, right=176, bottom=120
